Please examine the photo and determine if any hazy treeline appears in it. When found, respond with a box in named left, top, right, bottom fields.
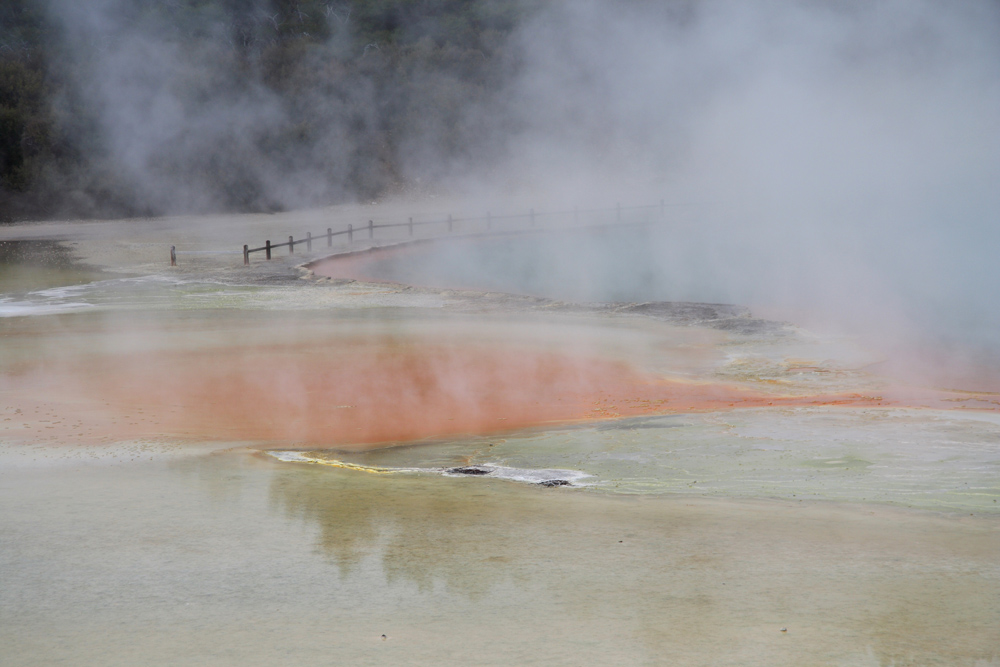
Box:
left=0, top=0, right=539, bottom=221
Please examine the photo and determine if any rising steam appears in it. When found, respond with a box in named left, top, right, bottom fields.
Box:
left=33, top=0, right=1000, bottom=382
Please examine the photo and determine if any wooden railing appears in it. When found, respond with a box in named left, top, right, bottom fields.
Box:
left=239, top=201, right=670, bottom=265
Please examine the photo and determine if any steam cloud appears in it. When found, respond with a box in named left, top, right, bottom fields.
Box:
left=40, top=0, right=1000, bottom=378
left=498, top=0, right=1000, bottom=374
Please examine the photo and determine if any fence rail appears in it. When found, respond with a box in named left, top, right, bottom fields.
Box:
left=211, top=201, right=670, bottom=266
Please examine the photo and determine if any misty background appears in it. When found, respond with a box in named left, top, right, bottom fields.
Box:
left=2, top=0, right=999, bottom=376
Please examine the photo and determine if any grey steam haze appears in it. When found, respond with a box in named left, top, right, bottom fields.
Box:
left=44, top=0, right=1000, bottom=372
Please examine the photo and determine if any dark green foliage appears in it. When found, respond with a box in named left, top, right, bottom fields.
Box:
left=0, top=0, right=539, bottom=221
left=0, top=0, right=53, bottom=207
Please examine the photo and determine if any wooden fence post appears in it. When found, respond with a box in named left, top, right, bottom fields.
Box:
left=170, top=245, right=176, bottom=266
left=244, top=201, right=659, bottom=267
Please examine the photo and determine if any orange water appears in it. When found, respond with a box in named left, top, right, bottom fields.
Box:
left=7, top=338, right=897, bottom=449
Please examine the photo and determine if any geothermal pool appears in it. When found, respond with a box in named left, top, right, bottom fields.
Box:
left=1, top=230, right=998, bottom=666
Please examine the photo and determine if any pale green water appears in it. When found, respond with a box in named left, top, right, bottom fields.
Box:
left=2, top=244, right=999, bottom=666
left=2, top=448, right=998, bottom=667
left=309, top=408, right=1000, bottom=513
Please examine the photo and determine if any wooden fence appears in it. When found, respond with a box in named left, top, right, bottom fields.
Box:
left=238, top=201, right=671, bottom=266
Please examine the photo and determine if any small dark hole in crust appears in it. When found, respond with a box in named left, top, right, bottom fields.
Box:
left=539, top=479, right=572, bottom=487
left=449, top=467, right=492, bottom=475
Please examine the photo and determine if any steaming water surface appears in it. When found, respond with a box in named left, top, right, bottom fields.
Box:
left=2, top=232, right=999, bottom=666
left=313, top=226, right=705, bottom=303
left=312, top=223, right=1000, bottom=386
left=5, top=0, right=1000, bottom=658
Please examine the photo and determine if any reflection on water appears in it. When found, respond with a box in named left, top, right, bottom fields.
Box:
left=266, top=454, right=1000, bottom=666
left=274, top=407, right=1000, bottom=513
left=269, top=462, right=538, bottom=598
left=1, top=446, right=998, bottom=666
